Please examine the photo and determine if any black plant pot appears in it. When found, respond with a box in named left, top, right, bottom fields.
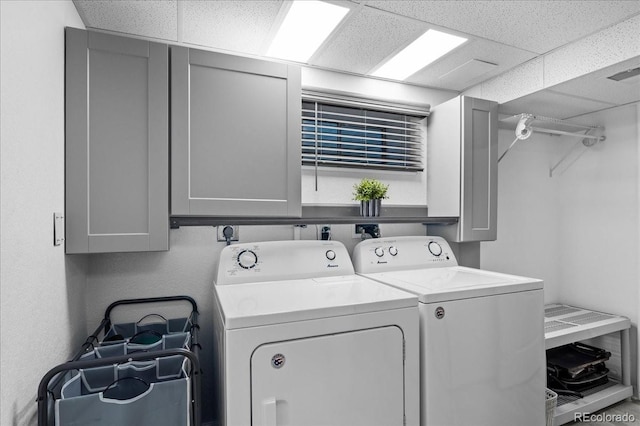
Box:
left=360, top=199, right=381, bottom=217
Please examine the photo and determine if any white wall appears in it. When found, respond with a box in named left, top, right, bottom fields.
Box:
left=481, top=128, right=563, bottom=303
left=556, top=104, right=638, bottom=322
left=0, top=2, right=86, bottom=425
left=556, top=104, right=639, bottom=394
left=481, top=103, right=639, bottom=395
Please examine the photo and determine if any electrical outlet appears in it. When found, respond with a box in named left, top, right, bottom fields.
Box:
left=353, top=224, right=380, bottom=239
left=320, top=225, right=331, bottom=240
left=217, top=225, right=239, bottom=242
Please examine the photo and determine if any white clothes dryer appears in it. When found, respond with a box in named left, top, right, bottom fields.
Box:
left=212, top=240, right=420, bottom=426
left=353, top=236, right=545, bottom=426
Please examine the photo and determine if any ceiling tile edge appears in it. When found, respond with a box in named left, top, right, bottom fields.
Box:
left=466, top=15, right=640, bottom=105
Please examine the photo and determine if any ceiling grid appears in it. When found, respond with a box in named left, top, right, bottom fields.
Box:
left=72, top=0, right=640, bottom=117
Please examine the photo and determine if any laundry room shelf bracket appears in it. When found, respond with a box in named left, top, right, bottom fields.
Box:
left=498, top=113, right=605, bottom=176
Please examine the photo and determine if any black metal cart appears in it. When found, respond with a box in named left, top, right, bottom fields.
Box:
left=37, top=296, right=201, bottom=426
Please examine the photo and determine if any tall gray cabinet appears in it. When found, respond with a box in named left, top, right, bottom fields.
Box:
left=65, top=28, right=169, bottom=253
left=427, top=96, right=498, bottom=242
left=171, top=47, right=302, bottom=217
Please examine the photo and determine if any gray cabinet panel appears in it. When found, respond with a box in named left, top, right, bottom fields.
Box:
left=189, top=65, right=288, bottom=200
left=427, top=96, right=497, bottom=242
left=469, top=109, right=490, bottom=229
left=65, top=28, right=168, bottom=253
left=88, top=48, right=149, bottom=234
left=461, top=97, right=497, bottom=241
left=171, top=47, right=301, bottom=217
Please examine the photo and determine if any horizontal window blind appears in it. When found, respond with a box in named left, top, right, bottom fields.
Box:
left=302, top=97, right=426, bottom=172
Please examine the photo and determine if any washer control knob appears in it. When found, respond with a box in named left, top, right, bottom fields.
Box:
left=326, top=250, right=336, bottom=261
left=237, top=249, right=258, bottom=269
left=374, top=247, right=385, bottom=257
left=428, top=241, right=443, bottom=257
left=388, top=246, right=398, bottom=256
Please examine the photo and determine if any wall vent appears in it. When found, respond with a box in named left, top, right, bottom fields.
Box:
left=606, top=66, right=640, bottom=81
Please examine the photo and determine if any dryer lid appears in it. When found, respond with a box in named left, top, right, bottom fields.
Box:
left=360, top=266, right=543, bottom=303
left=214, top=274, right=417, bottom=329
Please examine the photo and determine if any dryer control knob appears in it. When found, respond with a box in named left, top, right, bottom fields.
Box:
left=374, top=247, right=385, bottom=257
left=388, top=246, right=398, bottom=256
left=326, top=250, right=336, bottom=261
left=237, top=249, right=258, bottom=269
left=428, top=241, right=443, bottom=257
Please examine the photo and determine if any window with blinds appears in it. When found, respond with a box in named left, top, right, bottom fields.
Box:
left=302, top=97, right=426, bottom=172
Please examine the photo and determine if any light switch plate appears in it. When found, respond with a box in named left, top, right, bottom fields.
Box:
left=54, top=212, right=64, bottom=246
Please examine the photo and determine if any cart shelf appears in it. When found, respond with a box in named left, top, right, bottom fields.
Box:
left=545, top=304, right=632, bottom=426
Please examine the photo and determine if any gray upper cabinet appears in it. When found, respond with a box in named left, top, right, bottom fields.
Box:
left=65, top=28, right=169, bottom=253
left=171, top=47, right=302, bottom=217
left=427, top=96, right=498, bottom=242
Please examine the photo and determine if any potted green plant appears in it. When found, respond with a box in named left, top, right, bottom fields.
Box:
left=353, top=178, right=389, bottom=217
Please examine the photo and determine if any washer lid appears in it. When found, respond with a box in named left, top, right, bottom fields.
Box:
left=214, top=274, right=417, bottom=329
left=360, top=266, right=543, bottom=303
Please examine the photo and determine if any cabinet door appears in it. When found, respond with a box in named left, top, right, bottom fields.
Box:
left=65, top=28, right=168, bottom=253
left=460, top=96, right=498, bottom=241
left=171, top=47, right=301, bottom=217
left=427, top=96, right=497, bottom=242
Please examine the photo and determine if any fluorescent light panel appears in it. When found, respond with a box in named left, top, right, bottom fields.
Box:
left=267, top=1, right=349, bottom=63
left=372, top=29, right=468, bottom=81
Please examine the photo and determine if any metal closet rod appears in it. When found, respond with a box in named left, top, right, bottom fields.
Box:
left=529, top=126, right=605, bottom=141
left=498, top=113, right=607, bottom=165
left=500, top=114, right=605, bottom=141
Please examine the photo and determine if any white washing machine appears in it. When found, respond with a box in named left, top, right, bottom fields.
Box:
left=352, top=236, right=545, bottom=426
left=212, top=240, right=420, bottom=426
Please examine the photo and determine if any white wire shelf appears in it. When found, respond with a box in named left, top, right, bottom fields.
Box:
left=544, top=304, right=632, bottom=426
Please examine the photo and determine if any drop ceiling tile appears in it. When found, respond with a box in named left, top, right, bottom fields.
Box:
left=544, top=14, right=640, bottom=87
left=364, top=1, right=640, bottom=54
left=310, top=6, right=427, bottom=75
left=406, top=38, right=537, bottom=91
left=73, top=0, right=177, bottom=40
left=182, top=0, right=282, bottom=55
left=498, top=90, right=616, bottom=120
left=549, top=58, right=640, bottom=106
left=481, top=57, right=544, bottom=104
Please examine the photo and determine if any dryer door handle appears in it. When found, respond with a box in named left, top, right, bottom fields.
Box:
left=262, top=397, right=277, bottom=426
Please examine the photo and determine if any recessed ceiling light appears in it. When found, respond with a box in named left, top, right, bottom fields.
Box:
left=267, top=1, right=349, bottom=63
left=372, top=29, right=468, bottom=81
